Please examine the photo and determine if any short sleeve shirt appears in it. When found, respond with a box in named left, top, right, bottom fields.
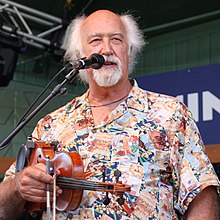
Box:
left=5, top=80, right=220, bottom=219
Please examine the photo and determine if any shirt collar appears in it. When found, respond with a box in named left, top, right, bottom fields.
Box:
left=74, top=79, right=149, bottom=113
left=126, top=79, right=149, bottom=113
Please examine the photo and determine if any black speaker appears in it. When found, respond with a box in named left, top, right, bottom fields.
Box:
left=0, top=30, right=24, bottom=87
left=0, top=47, right=18, bottom=86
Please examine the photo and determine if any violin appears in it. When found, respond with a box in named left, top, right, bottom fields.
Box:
left=25, top=141, right=131, bottom=212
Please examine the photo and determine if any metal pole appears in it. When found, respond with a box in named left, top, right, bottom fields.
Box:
left=143, top=9, right=220, bottom=34
left=0, top=0, right=62, bottom=23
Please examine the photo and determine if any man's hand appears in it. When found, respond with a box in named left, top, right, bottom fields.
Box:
left=14, top=163, right=55, bottom=203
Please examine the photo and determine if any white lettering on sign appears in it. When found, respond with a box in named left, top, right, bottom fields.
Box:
left=203, top=91, right=220, bottom=121
left=176, top=91, right=220, bottom=122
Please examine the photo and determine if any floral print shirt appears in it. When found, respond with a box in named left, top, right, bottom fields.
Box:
left=5, top=80, right=220, bottom=220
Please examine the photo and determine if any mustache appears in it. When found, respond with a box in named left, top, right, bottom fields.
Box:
left=103, top=55, right=121, bottom=66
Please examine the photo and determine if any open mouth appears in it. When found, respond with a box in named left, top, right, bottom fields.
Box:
left=104, top=61, right=117, bottom=67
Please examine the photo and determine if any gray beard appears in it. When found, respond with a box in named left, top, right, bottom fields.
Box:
left=92, top=67, right=122, bottom=87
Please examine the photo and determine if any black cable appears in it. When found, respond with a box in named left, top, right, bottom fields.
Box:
left=0, top=65, right=67, bottom=151
left=17, top=66, right=66, bottom=125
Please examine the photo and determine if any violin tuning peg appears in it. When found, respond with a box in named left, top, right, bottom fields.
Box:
left=102, top=167, right=107, bottom=182
left=103, top=195, right=111, bottom=205
left=114, top=169, right=121, bottom=182
left=117, top=196, right=125, bottom=205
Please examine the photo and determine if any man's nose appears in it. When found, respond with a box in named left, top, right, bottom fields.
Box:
left=101, top=40, right=113, bottom=56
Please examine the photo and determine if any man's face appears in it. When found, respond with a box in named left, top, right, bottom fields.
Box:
left=80, top=10, right=130, bottom=87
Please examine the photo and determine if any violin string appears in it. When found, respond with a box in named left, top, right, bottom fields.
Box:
left=57, top=176, right=113, bottom=191
left=57, top=176, right=96, bottom=186
left=57, top=183, right=106, bottom=191
left=57, top=176, right=96, bottom=187
left=57, top=176, right=130, bottom=193
left=58, top=183, right=108, bottom=191
left=57, top=177, right=107, bottom=188
left=57, top=181, right=109, bottom=191
left=57, top=182, right=100, bottom=190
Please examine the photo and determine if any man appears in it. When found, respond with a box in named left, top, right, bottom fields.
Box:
left=0, top=10, right=219, bottom=220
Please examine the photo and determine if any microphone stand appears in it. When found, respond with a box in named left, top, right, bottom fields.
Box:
left=0, top=68, right=79, bottom=149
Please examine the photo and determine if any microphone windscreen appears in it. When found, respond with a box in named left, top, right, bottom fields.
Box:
left=91, top=54, right=105, bottom=69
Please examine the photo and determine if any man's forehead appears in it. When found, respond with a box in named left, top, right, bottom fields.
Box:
left=82, top=21, right=126, bottom=38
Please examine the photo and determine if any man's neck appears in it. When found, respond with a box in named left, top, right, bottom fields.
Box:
left=88, top=78, right=132, bottom=103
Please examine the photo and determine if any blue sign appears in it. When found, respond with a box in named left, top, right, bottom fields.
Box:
left=135, top=63, right=220, bottom=145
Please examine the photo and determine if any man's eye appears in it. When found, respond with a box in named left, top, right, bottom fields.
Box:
left=112, top=38, right=122, bottom=43
left=90, top=39, right=101, bottom=44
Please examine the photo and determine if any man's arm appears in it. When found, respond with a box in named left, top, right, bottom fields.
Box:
left=184, top=186, right=220, bottom=220
left=0, top=163, right=57, bottom=220
left=0, top=177, right=26, bottom=220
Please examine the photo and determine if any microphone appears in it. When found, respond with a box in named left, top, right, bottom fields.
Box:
left=67, top=53, right=105, bottom=70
